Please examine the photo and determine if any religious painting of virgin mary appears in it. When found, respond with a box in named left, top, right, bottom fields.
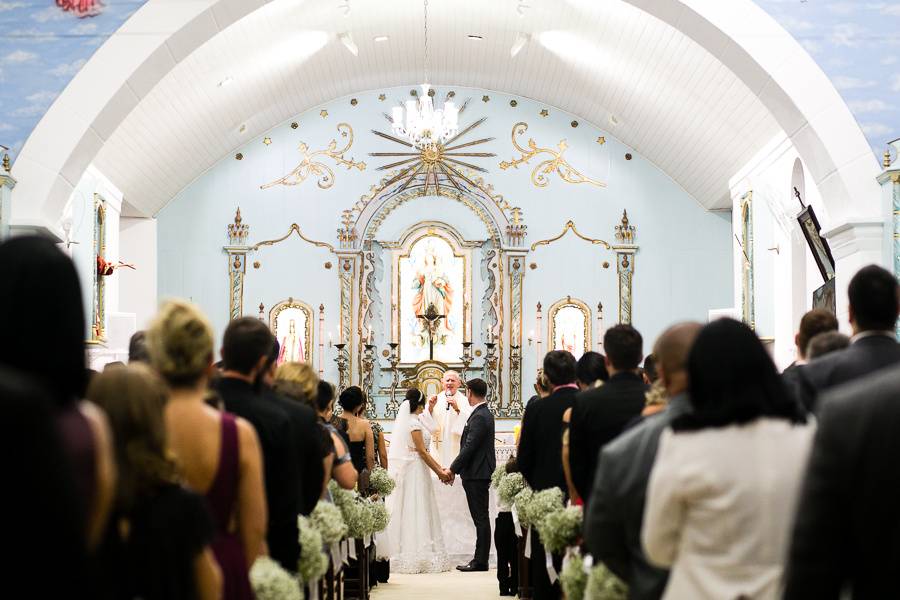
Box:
left=269, top=301, right=313, bottom=366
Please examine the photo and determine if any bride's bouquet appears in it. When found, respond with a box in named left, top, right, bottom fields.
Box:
left=369, top=466, right=396, bottom=496
left=310, top=501, right=348, bottom=545
left=249, top=556, right=302, bottom=600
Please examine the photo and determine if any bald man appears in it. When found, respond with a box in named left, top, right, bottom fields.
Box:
left=426, top=370, right=474, bottom=466
left=585, top=322, right=701, bottom=600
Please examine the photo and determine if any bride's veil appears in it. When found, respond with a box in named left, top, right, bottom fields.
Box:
left=387, top=389, right=423, bottom=477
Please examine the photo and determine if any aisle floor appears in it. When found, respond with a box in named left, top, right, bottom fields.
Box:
left=370, top=569, right=503, bottom=599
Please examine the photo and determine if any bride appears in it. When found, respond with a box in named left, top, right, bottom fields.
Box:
left=380, top=388, right=452, bottom=574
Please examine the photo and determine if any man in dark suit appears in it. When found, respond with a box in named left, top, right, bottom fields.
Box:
left=795, top=265, right=900, bottom=412
left=585, top=322, right=701, bottom=600
left=784, top=362, right=900, bottom=599
left=261, top=341, right=325, bottom=516
left=782, top=308, right=838, bottom=398
left=213, top=317, right=302, bottom=571
left=568, top=324, right=648, bottom=505
left=448, top=378, right=496, bottom=572
left=518, top=350, right=579, bottom=600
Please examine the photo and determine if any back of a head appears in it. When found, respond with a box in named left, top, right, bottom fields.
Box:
left=0, top=236, right=87, bottom=406
left=797, top=309, right=838, bottom=357
left=543, top=350, right=577, bottom=386
left=147, top=300, right=214, bottom=388
left=406, top=387, right=426, bottom=412
left=315, top=380, right=336, bottom=413
left=677, top=318, right=802, bottom=431
left=603, top=324, right=644, bottom=371
left=849, top=265, right=900, bottom=332
left=466, top=377, right=488, bottom=399
left=86, top=363, right=175, bottom=510
left=339, top=386, right=366, bottom=414
left=807, top=330, right=851, bottom=360
left=576, top=351, right=609, bottom=386
left=222, top=317, right=275, bottom=374
left=654, top=322, right=702, bottom=381
left=128, top=330, right=150, bottom=364
left=273, top=361, right=319, bottom=403
left=642, top=354, right=658, bottom=382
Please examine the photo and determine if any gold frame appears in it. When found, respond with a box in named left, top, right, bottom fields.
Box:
left=90, top=194, right=107, bottom=343
left=269, top=299, right=315, bottom=364
left=547, top=296, right=592, bottom=357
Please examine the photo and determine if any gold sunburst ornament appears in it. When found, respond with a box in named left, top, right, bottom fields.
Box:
left=261, top=123, right=366, bottom=190
left=368, top=114, right=497, bottom=196
left=500, top=122, right=606, bottom=188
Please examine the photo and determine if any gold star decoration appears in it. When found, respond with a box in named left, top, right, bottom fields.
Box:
left=482, top=95, right=490, bottom=102
left=320, top=110, right=328, bottom=118
left=540, top=109, right=549, bottom=117
left=263, top=137, right=272, bottom=146
left=378, top=94, right=386, bottom=101
left=596, top=136, right=606, bottom=145
left=291, top=122, right=299, bottom=129
left=350, top=98, right=358, bottom=106
left=510, top=100, right=518, bottom=107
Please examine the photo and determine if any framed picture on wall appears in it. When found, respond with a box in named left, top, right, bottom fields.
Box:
left=797, top=205, right=836, bottom=283
left=812, top=278, right=836, bottom=316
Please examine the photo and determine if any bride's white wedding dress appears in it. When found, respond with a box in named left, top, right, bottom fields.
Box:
left=379, top=410, right=451, bottom=574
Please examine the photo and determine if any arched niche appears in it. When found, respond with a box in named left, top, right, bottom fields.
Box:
left=269, top=298, right=315, bottom=366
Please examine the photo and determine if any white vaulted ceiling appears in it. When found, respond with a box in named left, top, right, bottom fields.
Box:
left=93, top=0, right=782, bottom=216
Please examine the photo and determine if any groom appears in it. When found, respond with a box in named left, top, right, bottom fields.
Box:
left=445, top=378, right=496, bottom=572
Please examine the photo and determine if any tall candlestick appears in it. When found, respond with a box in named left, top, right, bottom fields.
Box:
left=318, top=304, right=325, bottom=377
left=536, top=302, right=543, bottom=374
left=597, top=301, right=604, bottom=352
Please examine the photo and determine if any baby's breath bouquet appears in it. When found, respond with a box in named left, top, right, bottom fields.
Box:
left=250, top=556, right=303, bottom=600
left=369, top=500, right=389, bottom=532
left=536, top=505, right=582, bottom=554
left=310, top=501, right=348, bottom=545
left=297, top=516, right=328, bottom=584
left=498, top=472, right=527, bottom=507
left=328, top=480, right=353, bottom=507
left=513, top=487, right=534, bottom=527
left=521, top=487, right=564, bottom=531
left=369, top=466, right=396, bottom=496
left=585, top=562, right=628, bottom=600
left=560, top=551, right=587, bottom=600
left=491, top=463, right=508, bottom=489
left=344, top=496, right=376, bottom=538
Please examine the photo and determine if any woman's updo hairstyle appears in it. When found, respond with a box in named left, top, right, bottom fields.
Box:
left=147, top=299, right=214, bottom=387
left=406, top=388, right=425, bottom=413
left=338, top=386, right=366, bottom=414
left=315, top=380, right=336, bottom=413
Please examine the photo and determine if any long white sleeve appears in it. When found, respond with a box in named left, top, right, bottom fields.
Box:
left=642, top=428, right=686, bottom=568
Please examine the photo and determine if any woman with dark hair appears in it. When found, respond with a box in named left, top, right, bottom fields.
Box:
left=333, top=386, right=375, bottom=474
left=89, top=364, right=222, bottom=600
left=380, top=388, right=451, bottom=573
left=0, top=236, right=116, bottom=554
left=307, top=380, right=357, bottom=492
left=642, top=319, right=814, bottom=600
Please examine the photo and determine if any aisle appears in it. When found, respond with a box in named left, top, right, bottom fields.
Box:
left=371, top=569, right=501, bottom=600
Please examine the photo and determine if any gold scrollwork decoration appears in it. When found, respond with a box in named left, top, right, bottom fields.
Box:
left=251, top=223, right=336, bottom=253
left=500, top=122, right=606, bottom=188
left=261, top=123, right=366, bottom=190
left=529, top=220, right=611, bottom=251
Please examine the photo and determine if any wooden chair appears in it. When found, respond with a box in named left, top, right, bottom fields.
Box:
left=518, top=526, right=533, bottom=600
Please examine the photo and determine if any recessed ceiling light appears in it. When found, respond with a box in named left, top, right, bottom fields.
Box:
left=467, top=34, right=483, bottom=41
left=374, top=35, right=389, bottom=42
left=218, top=76, right=234, bottom=87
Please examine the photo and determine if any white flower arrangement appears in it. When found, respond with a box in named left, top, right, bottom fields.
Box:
left=297, top=516, right=329, bottom=584
left=249, top=556, right=303, bottom=600
left=369, top=500, right=389, bottom=532
left=310, top=501, right=348, bottom=545
left=491, top=463, right=508, bottom=489
left=513, top=487, right=534, bottom=527
left=585, top=562, right=628, bottom=600
left=369, top=466, right=396, bottom=496
left=560, top=552, right=587, bottom=600
left=498, top=472, right=527, bottom=507
left=536, top=505, right=582, bottom=554
left=520, top=487, right=564, bottom=531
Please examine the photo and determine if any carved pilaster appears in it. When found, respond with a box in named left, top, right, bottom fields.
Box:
left=612, top=209, right=638, bottom=325
left=505, top=252, right=527, bottom=417
left=336, top=252, right=359, bottom=384
left=224, top=208, right=251, bottom=321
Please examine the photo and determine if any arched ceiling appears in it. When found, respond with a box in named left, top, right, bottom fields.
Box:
left=92, top=0, right=782, bottom=216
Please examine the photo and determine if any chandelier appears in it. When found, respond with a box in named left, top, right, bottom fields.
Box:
left=390, top=0, right=458, bottom=150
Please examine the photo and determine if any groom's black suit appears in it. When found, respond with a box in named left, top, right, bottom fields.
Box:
left=450, top=402, right=496, bottom=567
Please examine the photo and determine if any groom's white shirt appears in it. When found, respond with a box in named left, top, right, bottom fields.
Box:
left=429, top=390, right=472, bottom=466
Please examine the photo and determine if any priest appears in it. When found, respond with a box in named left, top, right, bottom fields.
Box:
left=426, top=370, right=473, bottom=465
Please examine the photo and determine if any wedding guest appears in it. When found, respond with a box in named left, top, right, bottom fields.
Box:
left=576, top=351, right=608, bottom=389
left=795, top=265, right=900, bottom=412
left=149, top=300, right=264, bottom=600
left=806, top=330, right=850, bottom=360
left=89, top=364, right=222, bottom=600
left=212, top=317, right=302, bottom=571
left=518, top=350, right=579, bottom=600
left=784, top=362, right=900, bottom=599
left=335, top=386, right=376, bottom=473
left=129, top=330, right=150, bottom=364
left=585, top=322, right=700, bottom=600
left=525, top=371, right=552, bottom=410
left=0, top=236, right=116, bottom=554
left=2, top=366, right=90, bottom=596
left=311, top=379, right=358, bottom=491
left=568, top=325, right=648, bottom=505
left=260, top=346, right=324, bottom=516
left=781, top=308, right=838, bottom=404
left=642, top=319, right=812, bottom=600
left=642, top=354, right=658, bottom=385
left=494, top=457, right=520, bottom=597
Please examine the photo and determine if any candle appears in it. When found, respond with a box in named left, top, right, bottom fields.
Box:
left=318, top=306, right=325, bottom=376
left=328, top=331, right=333, bottom=347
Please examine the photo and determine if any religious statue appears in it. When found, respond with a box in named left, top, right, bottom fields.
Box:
left=278, top=318, right=305, bottom=364
left=411, top=245, right=453, bottom=348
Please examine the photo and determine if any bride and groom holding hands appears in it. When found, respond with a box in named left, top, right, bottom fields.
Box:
left=380, top=372, right=496, bottom=574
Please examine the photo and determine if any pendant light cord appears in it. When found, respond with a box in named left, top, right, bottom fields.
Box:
left=423, top=0, right=429, bottom=85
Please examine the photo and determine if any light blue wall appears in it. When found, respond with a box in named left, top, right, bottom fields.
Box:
left=158, top=85, right=733, bottom=399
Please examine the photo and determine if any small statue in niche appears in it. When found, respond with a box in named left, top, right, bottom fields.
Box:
left=96, top=255, right=135, bottom=276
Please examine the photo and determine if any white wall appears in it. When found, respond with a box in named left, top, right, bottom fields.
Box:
left=119, top=216, right=158, bottom=331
